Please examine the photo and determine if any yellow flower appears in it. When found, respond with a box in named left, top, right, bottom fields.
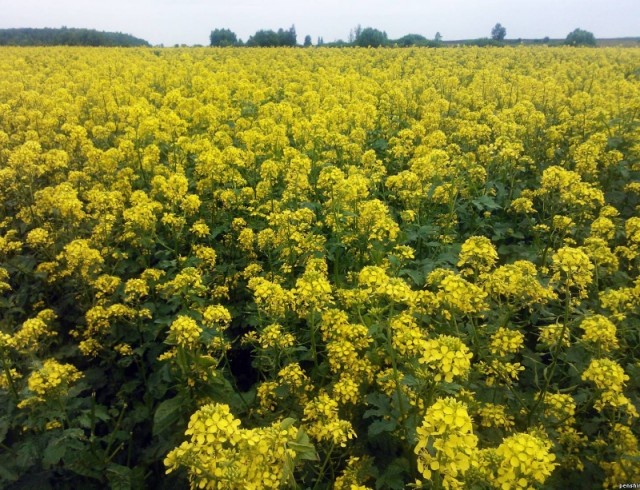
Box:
left=579, top=314, right=618, bottom=351
left=477, top=403, right=515, bottom=431
left=415, top=397, right=478, bottom=488
left=166, top=403, right=311, bottom=489
left=169, top=315, right=202, bottom=348
left=582, top=358, right=628, bottom=392
left=494, top=432, right=557, bottom=488
left=489, top=327, right=524, bottom=357
left=18, top=359, right=82, bottom=408
left=427, top=268, right=488, bottom=316
left=457, top=236, right=498, bottom=276
left=510, top=197, right=536, bottom=214
left=25, top=227, right=53, bottom=248
left=190, top=220, right=210, bottom=237
left=124, top=278, right=149, bottom=303
left=419, top=335, right=473, bottom=383
left=248, top=276, right=292, bottom=318
left=550, top=246, right=594, bottom=296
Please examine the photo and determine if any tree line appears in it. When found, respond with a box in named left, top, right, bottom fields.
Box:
left=211, top=24, right=598, bottom=47
left=0, top=28, right=149, bottom=47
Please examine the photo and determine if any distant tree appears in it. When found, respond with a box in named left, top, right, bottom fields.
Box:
left=0, top=27, right=149, bottom=46
left=277, top=25, right=297, bottom=46
left=303, top=35, right=312, bottom=47
left=434, top=32, right=443, bottom=43
left=209, top=28, right=238, bottom=47
left=317, top=36, right=324, bottom=46
left=396, top=34, right=428, bottom=47
left=349, top=24, right=363, bottom=44
left=247, top=25, right=296, bottom=47
left=246, top=29, right=279, bottom=47
left=565, top=28, right=596, bottom=46
left=355, top=27, right=387, bottom=47
left=491, top=23, right=506, bottom=41
left=325, top=39, right=349, bottom=47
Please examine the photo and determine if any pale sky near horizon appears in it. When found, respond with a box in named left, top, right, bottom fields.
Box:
left=1, top=0, right=638, bottom=46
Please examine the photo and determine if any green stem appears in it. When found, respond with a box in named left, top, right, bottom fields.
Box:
left=1, top=353, right=19, bottom=402
left=527, top=290, right=571, bottom=425
left=313, top=442, right=335, bottom=490
left=105, top=402, right=128, bottom=462
left=309, top=309, right=318, bottom=370
left=386, top=318, right=407, bottom=427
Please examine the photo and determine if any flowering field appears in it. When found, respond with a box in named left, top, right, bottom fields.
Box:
left=0, top=46, right=639, bottom=489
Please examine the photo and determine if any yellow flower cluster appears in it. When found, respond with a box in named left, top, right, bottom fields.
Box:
left=321, top=309, right=373, bottom=381
left=489, top=327, right=524, bottom=357
left=582, top=358, right=638, bottom=417
left=165, top=403, right=312, bottom=489
left=579, top=315, right=618, bottom=352
left=248, top=276, right=292, bottom=318
left=9, top=310, right=57, bottom=353
left=543, top=393, right=577, bottom=426
left=601, top=423, right=640, bottom=489
left=485, top=260, right=556, bottom=308
left=124, top=278, right=149, bottom=303
left=293, top=260, right=334, bottom=314
left=550, top=246, right=594, bottom=297
left=250, top=323, right=296, bottom=350
left=457, top=235, right=498, bottom=276
left=492, top=432, right=557, bottom=489
left=477, top=403, right=515, bottom=431
left=357, top=266, right=416, bottom=305
left=18, top=359, right=82, bottom=408
left=169, top=316, right=202, bottom=348
left=415, top=397, right=478, bottom=488
left=427, top=269, right=488, bottom=317
left=303, top=392, right=356, bottom=447
left=538, top=322, right=571, bottom=349
left=419, top=335, right=473, bottom=383
left=390, top=312, right=426, bottom=358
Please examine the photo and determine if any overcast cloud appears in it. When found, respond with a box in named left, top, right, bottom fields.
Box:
left=1, top=0, right=638, bottom=46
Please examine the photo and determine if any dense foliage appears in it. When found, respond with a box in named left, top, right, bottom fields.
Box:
left=491, top=24, right=507, bottom=41
left=246, top=26, right=297, bottom=47
left=354, top=27, right=388, bottom=47
left=0, top=28, right=149, bottom=47
left=209, top=28, right=240, bottom=47
left=0, top=46, right=639, bottom=489
left=566, top=28, right=597, bottom=47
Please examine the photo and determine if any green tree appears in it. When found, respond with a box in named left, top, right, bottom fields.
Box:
left=355, top=27, right=387, bottom=47
left=303, top=35, right=312, bottom=47
left=434, top=32, right=443, bottom=43
left=277, top=25, right=297, bottom=46
left=246, top=29, right=279, bottom=47
left=565, top=28, right=596, bottom=46
left=0, top=27, right=149, bottom=46
left=396, top=34, right=428, bottom=47
left=491, top=23, right=506, bottom=41
left=209, top=28, right=238, bottom=47
left=247, top=25, right=296, bottom=47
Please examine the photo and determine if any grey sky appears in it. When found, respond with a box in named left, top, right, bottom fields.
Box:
left=1, top=0, right=638, bottom=46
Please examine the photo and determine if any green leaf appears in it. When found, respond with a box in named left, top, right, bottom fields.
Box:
left=0, top=416, right=9, bottom=444
left=43, top=429, right=85, bottom=467
left=472, top=194, right=501, bottom=211
left=368, top=418, right=396, bottom=437
left=106, top=463, right=132, bottom=490
left=377, top=457, right=410, bottom=490
left=43, top=440, right=66, bottom=467
left=364, top=392, right=390, bottom=418
left=153, top=395, right=184, bottom=437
